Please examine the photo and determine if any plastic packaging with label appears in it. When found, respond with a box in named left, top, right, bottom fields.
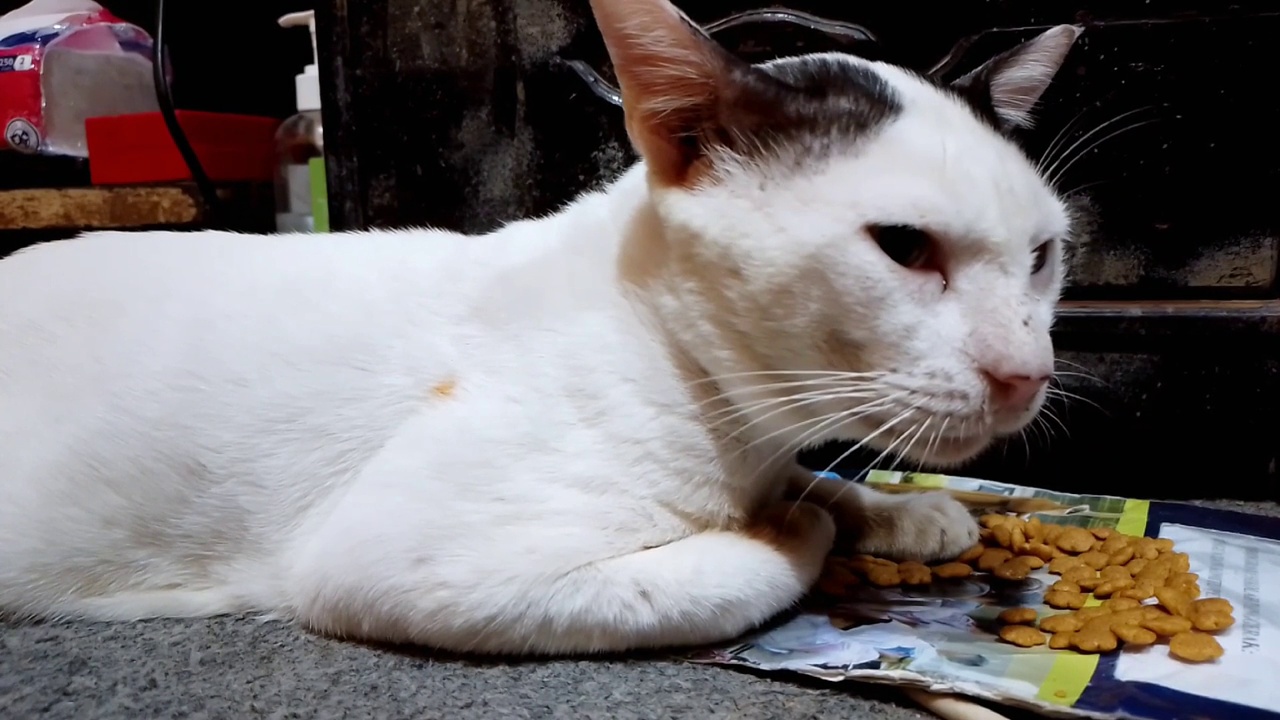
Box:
left=0, top=0, right=159, bottom=158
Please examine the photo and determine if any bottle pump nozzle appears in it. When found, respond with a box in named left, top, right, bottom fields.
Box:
left=279, top=10, right=320, bottom=112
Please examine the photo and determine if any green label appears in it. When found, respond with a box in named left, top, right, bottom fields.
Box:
left=309, top=156, right=329, bottom=233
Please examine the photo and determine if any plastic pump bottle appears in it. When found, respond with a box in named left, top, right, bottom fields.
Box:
left=274, top=10, right=328, bottom=233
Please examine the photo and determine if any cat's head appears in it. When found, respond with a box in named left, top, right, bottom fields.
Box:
left=594, top=0, right=1080, bottom=468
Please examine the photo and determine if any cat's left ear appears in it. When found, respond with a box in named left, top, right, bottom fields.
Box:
left=952, top=24, right=1083, bottom=131
left=587, top=0, right=763, bottom=187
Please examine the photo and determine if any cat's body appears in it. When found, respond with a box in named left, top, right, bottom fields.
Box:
left=0, top=0, right=1082, bottom=654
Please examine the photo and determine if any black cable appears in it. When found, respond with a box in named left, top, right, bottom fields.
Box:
left=152, top=0, right=224, bottom=227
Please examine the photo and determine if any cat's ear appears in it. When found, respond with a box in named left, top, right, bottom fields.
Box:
left=587, top=0, right=754, bottom=187
left=952, top=24, right=1083, bottom=131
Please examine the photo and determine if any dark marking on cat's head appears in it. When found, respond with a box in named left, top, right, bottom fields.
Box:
left=746, top=54, right=901, bottom=168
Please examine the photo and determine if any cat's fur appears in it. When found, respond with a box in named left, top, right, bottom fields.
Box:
left=0, top=0, right=1081, bottom=654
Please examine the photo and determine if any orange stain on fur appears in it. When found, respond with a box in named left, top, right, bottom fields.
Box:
left=429, top=379, right=457, bottom=400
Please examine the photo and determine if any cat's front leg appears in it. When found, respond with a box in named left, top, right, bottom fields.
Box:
left=287, top=492, right=836, bottom=655
left=784, top=466, right=979, bottom=562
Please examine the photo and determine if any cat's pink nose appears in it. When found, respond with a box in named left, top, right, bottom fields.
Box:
left=984, top=371, right=1050, bottom=410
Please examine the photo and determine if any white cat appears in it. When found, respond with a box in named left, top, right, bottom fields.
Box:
left=0, top=0, right=1080, bottom=655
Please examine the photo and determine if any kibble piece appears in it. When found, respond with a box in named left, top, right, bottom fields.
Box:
left=1025, top=542, right=1056, bottom=562
left=1025, top=517, right=1044, bottom=541
left=1044, top=589, right=1087, bottom=609
left=1193, top=598, right=1235, bottom=615
left=1168, top=552, right=1191, bottom=573
left=956, top=544, right=985, bottom=564
left=1009, top=525, right=1029, bottom=553
left=1074, top=606, right=1112, bottom=622
left=932, top=562, right=973, bottom=579
left=999, top=625, right=1048, bottom=647
left=1093, top=576, right=1135, bottom=598
left=1075, top=575, right=1104, bottom=592
left=1042, top=523, right=1064, bottom=541
left=1125, top=557, right=1149, bottom=575
left=1153, top=538, right=1175, bottom=553
left=992, top=524, right=1014, bottom=548
left=1091, top=527, right=1116, bottom=540
left=1099, top=565, right=1131, bottom=581
left=1048, top=631, right=1073, bottom=649
left=999, top=607, right=1039, bottom=625
left=1061, top=565, right=1098, bottom=584
left=1169, top=631, right=1224, bottom=663
left=1103, top=597, right=1141, bottom=611
left=1155, top=586, right=1194, bottom=618
left=1020, top=555, right=1046, bottom=570
left=1108, top=608, right=1148, bottom=627
left=981, top=514, right=1011, bottom=529
left=1039, top=613, right=1083, bottom=633
left=899, top=561, right=932, bottom=586
left=1108, top=545, right=1136, bottom=567
left=1050, top=580, right=1081, bottom=593
left=866, top=565, right=902, bottom=587
left=1100, top=534, right=1129, bottom=554
left=1113, top=624, right=1158, bottom=646
left=1136, top=561, right=1172, bottom=585
left=1056, top=527, right=1096, bottom=554
left=1079, top=551, right=1110, bottom=570
left=1191, top=610, right=1234, bottom=632
left=1071, top=624, right=1119, bottom=653
left=1048, top=556, right=1084, bottom=575
left=978, top=548, right=1014, bottom=572
left=850, top=555, right=896, bottom=573
left=994, top=558, right=1033, bottom=581
left=1141, top=613, right=1194, bottom=637
left=1117, top=580, right=1157, bottom=602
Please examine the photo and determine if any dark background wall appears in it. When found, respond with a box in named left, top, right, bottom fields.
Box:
left=316, top=0, right=1279, bottom=499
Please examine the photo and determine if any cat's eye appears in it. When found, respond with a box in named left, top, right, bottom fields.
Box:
left=1030, top=241, right=1052, bottom=275
left=867, top=224, right=935, bottom=270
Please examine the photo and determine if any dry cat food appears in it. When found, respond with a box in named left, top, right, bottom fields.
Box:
left=816, top=511, right=1235, bottom=664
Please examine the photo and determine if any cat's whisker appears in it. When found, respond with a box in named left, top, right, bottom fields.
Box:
left=1044, top=386, right=1107, bottom=414
left=685, top=369, right=888, bottom=388
left=719, top=389, right=883, bottom=438
left=1049, top=119, right=1157, bottom=190
left=1052, top=370, right=1105, bottom=385
left=695, top=376, right=886, bottom=407
left=706, top=393, right=878, bottom=435
left=747, top=402, right=898, bottom=499
left=922, top=416, right=950, bottom=468
left=1040, top=105, right=1153, bottom=183
left=1039, top=405, right=1070, bottom=439
left=1054, top=357, right=1092, bottom=371
left=1031, top=413, right=1053, bottom=446
left=889, top=417, right=932, bottom=473
left=791, top=403, right=921, bottom=516
left=731, top=394, right=906, bottom=466
left=1036, top=105, right=1093, bottom=175
left=816, top=402, right=922, bottom=478
left=699, top=381, right=884, bottom=418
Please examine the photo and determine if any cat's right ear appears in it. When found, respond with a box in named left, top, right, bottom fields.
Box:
left=588, top=0, right=748, bottom=188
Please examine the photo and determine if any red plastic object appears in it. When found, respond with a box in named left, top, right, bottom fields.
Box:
left=85, top=110, right=279, bottom=185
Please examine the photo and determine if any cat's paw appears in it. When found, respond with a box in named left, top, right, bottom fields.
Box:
left=846, top=491, right=980, bottom=563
